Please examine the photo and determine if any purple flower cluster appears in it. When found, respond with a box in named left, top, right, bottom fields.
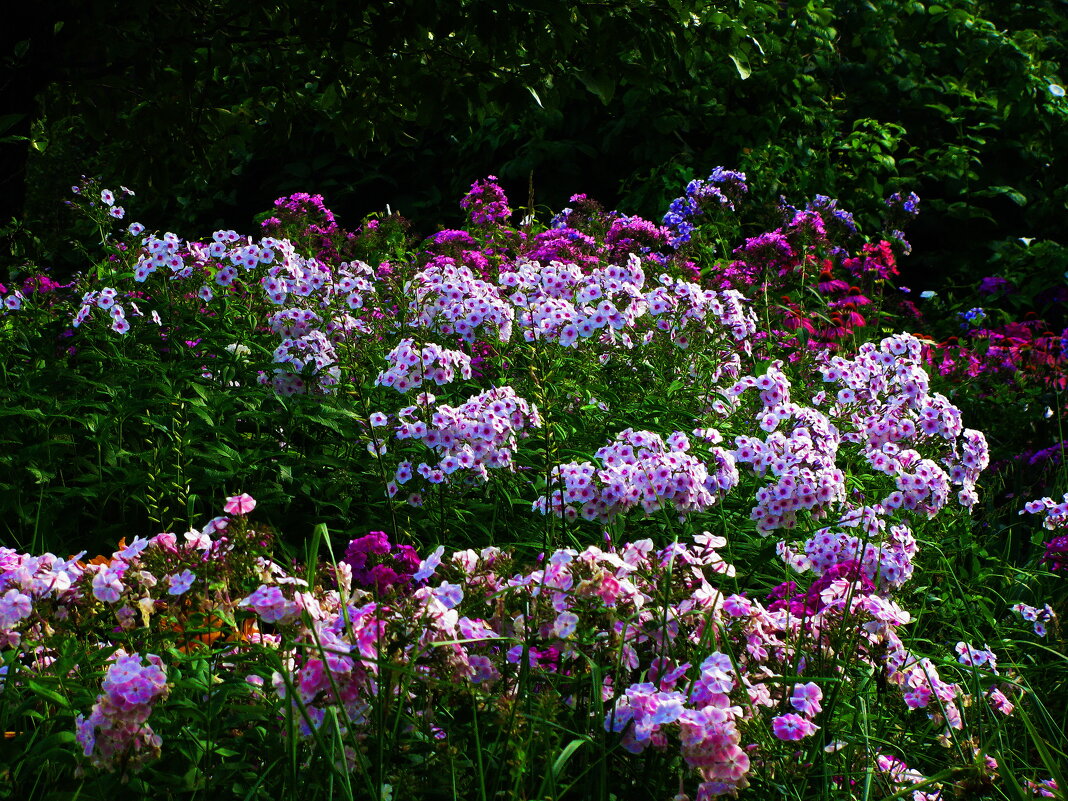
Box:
left=724, top=361, right=847, bottom=533
left=1021, top=493, right=1068, bottom=572
left=606, top=655, right=751, bottom=794
left=1011, top=602, right=1057, bottom=637
left=260, top=192, right=354, bottom=265
left=375, top=338, right=473, bottom=393
left=806, top=194, right=858, bottom=237
left=410, top=258, right=515, bottom=343
left=75, top=650, right=169, bottom=773
left=460, top=175, right=511, bottom=225
left=342, top=531, right=421, bottom=593
left=498, top=256, right=756, bottom=353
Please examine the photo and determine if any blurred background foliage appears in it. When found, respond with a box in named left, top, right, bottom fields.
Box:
left=1, top=0, right=1065, bottom=289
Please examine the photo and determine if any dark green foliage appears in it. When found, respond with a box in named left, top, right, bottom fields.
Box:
left=6, top=0, right=1064, bottom=293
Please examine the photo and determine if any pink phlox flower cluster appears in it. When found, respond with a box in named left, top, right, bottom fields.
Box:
left=239, top=584, right=302, bottom=624
left=496, top=256, right=753, bottom=355
left=666, top=532, right=736, bottom=579
left=460, top=175, right=511, bottom=225
left=1022, top=493, right=1068, bottom=531
left=276, top=611, right=379, bottom=737
left=503, top=257, right=644, bottom=348
left=0, top=582, right=35, bottom=647
left=131, top=233, right=186, bottom=282
left=71, top=287, right=125, bottom=330
left=524, top=227, right=602, bottom=270
left=887, top=652, right=963, bottom=729
left=820, top=334, right=987, bottom=512
left=75, top=650, right=169, bottom=773
left=603, top=215, right=672, bottom=261
left=767, top=559, right=876, bottom=616
left=0, top=549, right=83, bottom=605
left=375, top=338, right=473, bottom=392
left=342, top=531, right=422, bottom=593
left=268, top=307, right=322, bottom=338
left=390, top=386, right=540, bottom=488
left=728, top=364, right=848, bottom=533
left=790, top=509, right=918, bottom=588
left=1010, top=602, right=1056, bottom=637
left=411, top=258, right=515, bottom=343
left=257, top=243, right=330, bottom=304
left=646, top=274, right=756, bottom=347
left=606, top=682, right=688, bottom=752
left=607, top=652, right=751, bottom=796
left=265, top=329, right=341, bottom=395
left=535, top=428, right=738, bottom=523
left=332, top=261, right=378, bottom=314
left=955, top=642, right=998, bottom=673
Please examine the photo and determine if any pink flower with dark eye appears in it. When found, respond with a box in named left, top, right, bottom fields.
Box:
left=771, top=713, right=818, bottom=740
left=224, top=493, right=256, bottom=516
left=790, top=682, right=823, bottom=716
left=903, top=685, right=932, bottom=709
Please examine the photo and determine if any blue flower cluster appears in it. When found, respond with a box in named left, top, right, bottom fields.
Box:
left=662, top=168, right=748, bottom=248
left=959, top=307, right=987, bottom=328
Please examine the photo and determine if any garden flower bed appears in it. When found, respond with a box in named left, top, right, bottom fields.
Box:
left=0, top=173, right=1064, bottom=800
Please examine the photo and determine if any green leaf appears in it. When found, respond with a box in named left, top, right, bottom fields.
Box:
left=728, top=53, right=751, bottom=80
left=577, top=71, right=615, bottom=105
left=986, top=185, right=1028, bottom=206
left=27, top=680, right=70, bottom=708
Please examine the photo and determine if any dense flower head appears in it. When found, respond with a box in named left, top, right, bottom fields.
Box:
left=342, top=531, right=422, bottom=593
left=535, top=427, right=739, bottom=523
left=1010, top=602, right=1057, bottom=636
left=75, top=650, right=169, bottom=773
left=843, top=240, right=899, bottom=282
left=375, top=338, right=473, bottom=392
left=807, top=194, right=858, bottom=237
left=886, top=191, right=921, bottom=217
left=384, top=385, right=541, bottom=490
left=460, top=175, right=511, bottom=225
left=662, top=168, right=747, bottom=247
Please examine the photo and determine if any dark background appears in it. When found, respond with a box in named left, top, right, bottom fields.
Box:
left=2, top=0, right=1066, bottom=292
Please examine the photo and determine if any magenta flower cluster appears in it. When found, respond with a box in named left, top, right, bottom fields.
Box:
left=341, top=530, right=421, bottom=593
left=460, top=175, right=511, bottom=225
